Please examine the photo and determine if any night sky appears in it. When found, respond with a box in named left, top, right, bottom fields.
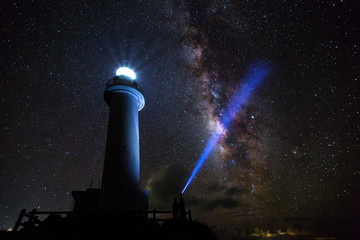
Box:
left=1, top=0, right=359, bottom=238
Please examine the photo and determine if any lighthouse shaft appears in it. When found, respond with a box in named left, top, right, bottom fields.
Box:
left=99, top=76, right=145, bottom=211
left=105, top=93, right=140, bottom=190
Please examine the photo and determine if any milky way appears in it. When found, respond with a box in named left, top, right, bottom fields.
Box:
left=182, top=64, right=270, bottom=193
left=160, top=1, right=360, bottom=236
left=1, top=0, right=359, bottom=238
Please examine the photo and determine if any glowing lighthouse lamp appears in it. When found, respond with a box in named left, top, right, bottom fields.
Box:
left=116, top=67, right=136, bottom=80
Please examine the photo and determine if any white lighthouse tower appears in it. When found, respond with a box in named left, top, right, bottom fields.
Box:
left=99, top=67, right=145, bottom=211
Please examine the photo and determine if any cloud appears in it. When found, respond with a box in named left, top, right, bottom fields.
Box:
left=146, top=163, right=189, bottom=209
left=146, top=163, right=244, bottom=212
left=206, top=197, right=239, bottom=210
left=186, top=195, right=239, bottom=211
left=224, top=186, right=244, bottom=197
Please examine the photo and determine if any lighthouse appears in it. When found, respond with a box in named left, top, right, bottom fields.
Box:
left=99, top=67, right=145, bottom=211
left=71, top=67, right=147, bottom=213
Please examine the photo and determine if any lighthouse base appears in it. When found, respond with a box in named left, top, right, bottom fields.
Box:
left=71, top=188, right=148, bottom=217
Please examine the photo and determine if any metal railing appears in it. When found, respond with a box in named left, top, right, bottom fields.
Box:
left=13, top=208, right=192, bottom=231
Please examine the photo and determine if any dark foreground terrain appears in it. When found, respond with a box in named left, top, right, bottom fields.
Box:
left=0, top=211, right=218, bottom=240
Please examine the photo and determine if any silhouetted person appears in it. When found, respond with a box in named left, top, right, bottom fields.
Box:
left=179, top=194, right=186, bottom=220
left=172, top=197, right=179, bottom=219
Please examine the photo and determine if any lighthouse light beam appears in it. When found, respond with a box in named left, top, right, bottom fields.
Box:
left=181, top=65, right=270, bottom=194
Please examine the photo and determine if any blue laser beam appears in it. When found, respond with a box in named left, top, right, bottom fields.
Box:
left=182, top=65, right=270, bottom=194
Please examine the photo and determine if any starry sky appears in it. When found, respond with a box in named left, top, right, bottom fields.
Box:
left=1, top=0, right=359, bottom=238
